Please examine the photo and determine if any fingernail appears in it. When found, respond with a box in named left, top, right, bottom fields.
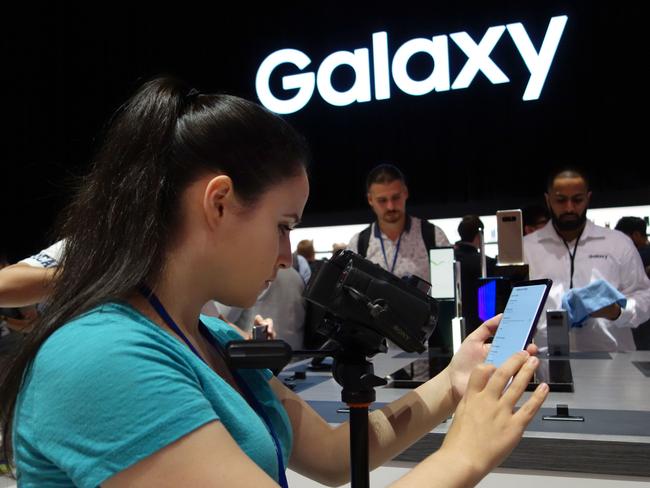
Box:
left=539, top=383, right=549, bottom=393
left=527, top=356, right=538, bottom=367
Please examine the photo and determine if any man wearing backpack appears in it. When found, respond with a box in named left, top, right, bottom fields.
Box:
left=347, top=164, right=450, bottom=282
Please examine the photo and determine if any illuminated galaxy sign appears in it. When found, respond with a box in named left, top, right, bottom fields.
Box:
left=256, top=15, right=568, bottom=114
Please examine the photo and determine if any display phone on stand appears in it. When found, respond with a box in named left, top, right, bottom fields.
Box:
left=485, top=279, right=552, bottom=368
left=496, top=209, right=525, bottom=266
left=547, top=309, right=570, bottom=356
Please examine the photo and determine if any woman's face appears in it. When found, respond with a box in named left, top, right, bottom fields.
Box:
left=214, top=169, right=310, bottom=307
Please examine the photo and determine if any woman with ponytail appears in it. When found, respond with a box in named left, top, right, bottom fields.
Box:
left=1, top=77, right=548, bottom=487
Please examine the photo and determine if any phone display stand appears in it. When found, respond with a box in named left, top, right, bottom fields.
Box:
left=527, top=357, right=574, bottom=392
left=542, top=403, right=585, bottom=422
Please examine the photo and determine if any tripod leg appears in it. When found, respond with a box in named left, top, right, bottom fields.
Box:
left=349, top=404, right=370, bottom=488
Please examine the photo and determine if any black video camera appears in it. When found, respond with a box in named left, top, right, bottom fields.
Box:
left=304, top=250, right=438, bottom=357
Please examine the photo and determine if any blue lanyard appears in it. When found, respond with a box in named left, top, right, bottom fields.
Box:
left=139, top=285, right=289, bottom=488
left=378, top=228, right=403, bottom=274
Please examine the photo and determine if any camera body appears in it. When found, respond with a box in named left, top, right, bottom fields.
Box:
left=304, top=250, right=438, bottom=356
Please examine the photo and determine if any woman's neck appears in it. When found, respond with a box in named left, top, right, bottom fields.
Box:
left=131, top=253, right=208, bottom=340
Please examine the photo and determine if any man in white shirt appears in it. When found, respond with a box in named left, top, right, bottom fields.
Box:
left=0, top=240, right=63, bottom=309
left=347, top=164, right=450, bottom=282
left=0, top=240, right=64, bottom=307
left=523, top=169, right=650, bottom=352
left=0, top=241, right=63, bottom=350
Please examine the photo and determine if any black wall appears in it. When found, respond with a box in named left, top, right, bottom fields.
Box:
left=2, top=1, right=646, bottom=260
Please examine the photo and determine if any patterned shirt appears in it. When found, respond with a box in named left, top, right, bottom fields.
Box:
left=20, top=240, right=65, bottom=268
left=347, top=216, right=450, bottom=281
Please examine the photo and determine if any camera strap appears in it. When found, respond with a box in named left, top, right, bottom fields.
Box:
left=138, top=284, right=289, bottom=488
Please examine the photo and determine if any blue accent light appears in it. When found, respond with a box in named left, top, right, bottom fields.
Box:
left=478, top=279, right=497, bottom=321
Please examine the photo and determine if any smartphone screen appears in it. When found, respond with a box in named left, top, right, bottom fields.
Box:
left=428, top=247, right=455, bottom=299
left=485, top=280, right=552, bottom=368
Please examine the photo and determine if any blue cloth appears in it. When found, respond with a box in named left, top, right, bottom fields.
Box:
left=13, top=302, right=292, bottom=488
left=562, top=279, right=627, bottom=328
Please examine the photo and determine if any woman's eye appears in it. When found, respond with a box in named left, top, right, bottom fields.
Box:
left=279, top=224, right=291, bottom=235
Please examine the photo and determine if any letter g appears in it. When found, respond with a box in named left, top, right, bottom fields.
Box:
left=256, top=49, right=315, bottom=115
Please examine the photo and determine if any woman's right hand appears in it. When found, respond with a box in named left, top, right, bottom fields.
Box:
left=439, top=351, right=549, bottom=484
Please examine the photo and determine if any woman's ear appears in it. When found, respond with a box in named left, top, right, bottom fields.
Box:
left=203, top=175, right=234, bottom=228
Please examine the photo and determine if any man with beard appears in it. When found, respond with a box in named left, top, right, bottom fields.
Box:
left=523, top=168, right=650, bottom=352
left=347, top=164, right=450, bottom=282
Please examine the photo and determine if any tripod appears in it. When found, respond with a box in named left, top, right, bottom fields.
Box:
left=332, top=352, right=387, bottom=488
left=225, top=320, right=394, bottom=488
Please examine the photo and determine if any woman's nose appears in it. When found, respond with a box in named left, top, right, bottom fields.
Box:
left=277, top=235, right=292, bottom=268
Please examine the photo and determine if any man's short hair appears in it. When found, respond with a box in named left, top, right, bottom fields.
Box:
left=615, top=216, right=647, bottom=237
left=546, top=167, right=590, bottom=192
left=458, top=215, right=484, bottom=242
left=296, top=239, right=315, bottom=260
left=366, top=163, right=406, bottom=192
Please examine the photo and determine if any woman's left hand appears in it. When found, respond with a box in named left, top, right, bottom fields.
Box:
left=446, top=314, right=539, bottom=403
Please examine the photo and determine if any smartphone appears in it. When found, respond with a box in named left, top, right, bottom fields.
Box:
left=496, top=209, right=524, bottom=265
left=485, top=279, right=552, bottom=368
left=428, top=247, right=455, bottom=300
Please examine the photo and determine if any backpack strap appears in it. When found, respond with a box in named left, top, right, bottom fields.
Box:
left=357, top=225, right=372, bottom=258
left=421, top=219, right=438, bottom=251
